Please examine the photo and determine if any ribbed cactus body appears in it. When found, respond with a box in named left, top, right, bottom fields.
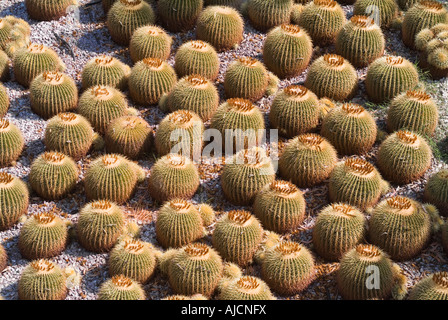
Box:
left=365, top=56, right=419, bottom=103
left=158, top=0, right=204, bottom=32
left=263, top=24, right=313, bottom=79
left=129, top=58, right=177, bottom=105
left=0, top=50, right=10, bottom=82
left=329, top=157, right=389, bottom=210
left=107, top=0, right=156, bottom=45
left=198, top=203, right=215, bottom=226
left=409, top=272, right=448, bottom=300
left=321, top=103, right=377, bottom=155
left=425, top=47, right=448, bottom=79
left=353, top=0, right=398, bottom=27
left=0, top=172, right=28, bottom=231
left=205, top=0, right=241, bottom=8
left=0, top=17, right=30, bottom=59
left=81, top=55, right=131, bottom=91
left=269, top=85, right=320, bottom=138
left=0, top=82, right=9, bottom=117
left=313, top=203, right=366, bottom=261
left=77, top=200, right=125, bottom=253
left=103, top=0, right=155, bottom=12
left=415, top=24, right=448, bottom=52
left=377, top=130, right=432, bottom=184
left=278, top=134, right=337, bottom=188
left=18, top=213, right=68, bottom=259
left=98, top=275, right=146, bottom=300
left=0, top=243, right=6, bottom=272
left=18, top=260, right=67, bottom=300
left=247, top=0, right=293, bottom=31
left=305, top=54, right=358, bottom=101
left=424, top=169, right=448, bottom=217
left=105, top=116, right=153, bottom=159
left=335, top=15, right=385, bottom=68
left=129, top=25, right=172, bottom=62
left=148, top=154, right=200, bottom=203
left=212, top=210, right=263, bottom=266
left=25, top=0, right=74, bottom=21
left=219, top=276, right=276, bottom=300
left=0, top=119, right=24, bottom=167
left=0, top=19, right=13, bottom=49
left=253, top=180, right=306, bottom=233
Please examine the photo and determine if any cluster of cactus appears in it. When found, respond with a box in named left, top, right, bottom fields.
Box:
left=416, top=24, right=448, bottom=79
left=415, top=24, right=448, bottom=52
left=305, top=54, right=358, bottom=101
left=81, top=55, right=131, bottom=91
left=0, top=172, right=28, bottom=230
left=365, top=56, right=419, bottom=103
left=18, top=212, right=68, bottom=259
left=0, top=119, right=24, bottom=167
left=148, top=154, right=200, bottom=203
left=25, top=0, right=76, bottom=21
left=0, top=243, right=6, bottom=272
left=247, top=0, right=293, bottom=31
left=409, top=272, right=448, bottom=300
left=278, top=133, right=337, bottom=188
left=77, top=200, right=125, bottom=253
left=174, top=40, right=220, bottom=81
left=377, top=130, right=432, bottom=184
left=0, top=16, right=31, bottom=58
left=353, top=0, right=398, bottom=27
left=263, top=24, right=313, bottom=79
left=158, top=0, right=203, bottom=32
left=328, top=157, right=390, bottom=210
left=221, top=147, right=276, bottom=205
left=424, top=169, right=448, bottom=217
left=313, top=203, right=366, bottom=261
left=253, top=180, right=306, bottom=233
left=98, top=275, right=146, bottom=300
left=335, top=15, right=385, bottom=68
left=18, top=259, right=67, bottom=300
left=368, top=196, right=432, bottom=261
left=106, top=0, right=156, bottom=45
left=129, top=25, right=172, bottom=63
left=320, top=103, right=377, bottom=155
left=0, top=50, right=10, bottom=81
left=219, top=274, right=276, bottom=300
left=29, top=71, right=78, bottom=119
left=0, top=82, right=9, bottom=117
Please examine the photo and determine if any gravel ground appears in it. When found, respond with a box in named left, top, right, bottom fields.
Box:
left=0, top=0, right=447, bottom=300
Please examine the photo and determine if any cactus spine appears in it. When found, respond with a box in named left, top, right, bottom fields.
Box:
left=0, top=82, right=9, bottom=118
left=247, top=0, right=293, bottom=32
left=98, top=275, right=146, bottom=300
left=158, top=0, right=204, bottom=32
left=424, top=169, right=448, bottom=217
left=81, top=55, right=131, bottom=91
left=129, top=25, right=172, bottom=63
left=0, top=119, right=24, bottom=167
left=353, top=0, right=398, bottom=27
left=25, top=0, right=75, bottom=21
left=0, top=50, right=10, bottom=82
left=0, top=172, right=28, bottom=231
left=409, top=272, right=448, bottom=300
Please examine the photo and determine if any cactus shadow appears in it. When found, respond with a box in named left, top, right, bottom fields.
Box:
left=0, top=282, right=19, bottom=300
left=77, top=1, right=106, bottom=25
left=80, top=263, right=109, bottom=296
left=436, top=135, right=448, bottom=163
left=23, top=138, right=46, bottom=160
left=0, top=1, right=29, bottom=21
left=77, top=28, right=117, bottom=54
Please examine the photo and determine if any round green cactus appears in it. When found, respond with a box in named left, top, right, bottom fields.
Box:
left=278, top=133, right=337, bottom=188
left=77, top=200, right=125, bottom=253
left=148, top=154, right=200, bottom=203
left=98, top=275, right=146, bottom=300
left=247, top=0, right=293, bottom=31
left=415, top=23, right=448, bottom=51
left=109, top=238, right=157, bottom=284
left=0, top=172, right=28, bottom=231
left=18, top=259, right=67, bottom=300
left=81, top=55, right=131, bottom=91
left=377, top=130, right=432, bottom=184
left=196, top=6, right=244, bottom=51
left=219, top=275, right=276, bottom=300
left=321, top=103, right=377, bottom=155
left=368, top=196, right=432, bottom=261
left=313, top=203, right=366, bottom=261
left=105, top=116, right=153, bottom=160
left=424, top=46, right=448, bottom=79
left=409, top=272, right=448, bottom=300
left=0, top=50, right=10, bottom=82
left=269, top=85, right=320, bottom=138
left=156, top=199, right=206, bottom=248
left=353, top=0, right=398, bottom=27
left=0, top=19, right=13, bottom=49
left=263, top=24, right=313, bottom=79
left=25, top=0, right=75, bottom=21
left=78, top=85, right=129, bottom=134
left=0, top=82, right=9, bottom=117
left=106, top=0, right=156, bottom=45
left=198, top=203, right=216, bottom=226
left=290, top=3, right=304, bottom=25
left=0, top=119, right=24, bottom=167
left=158, top=0, right=204, bottom=32
left=335, top=15, right=385, bottom=68
left=305, top=54, right=358, bottom=101
left=129, top=25, right=172, bottom=63
left=365, top=56, right=419, bottom=103
left=18, top=212, right=68, bottom=260
left=129, top=58, right=177, bottom=106
left=329, top=157, right=390, bottom=210
left=0, top=243, right=6, bottom=272
left=212, top=210, right=263, bottom=266
left=13, top=43, right=65, bottom=87
left=387, top=90, right=439, bottom=136
left=221, top=147, right=276, bottom=205
left=424, top=169, right=448, bottom=217
left=253, top=180, right=306, bottom=233
left=174, top=40, right=220, bottom=81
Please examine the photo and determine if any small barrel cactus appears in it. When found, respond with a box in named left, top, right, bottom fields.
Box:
left=158, top=0, right=204, bottom=32
left=0, top=50, right=10, bottom=82
left=278, top=133, right=337, bottom=188
left=129, top=58, right=177, bottom=106
left=0, top=119, right=24, bottom=167
left=219, top=275, right=276, bottom=300
left=365, top=56, right=419, bottom=103
left=77, top=200, right=125, bottom=253
left=409, top=272, right=448, bottom=300
left=253, top=180, right=306, bottom=233
left=25, top=0, right=75, bottom=21
left=0, top=172, right=29, bottom=231
left=148, top=154, right=200, bottom=203
left=18, top=259, right=67, bottom=300
left=424, top=46, right=448, bottom=79
left=107, top=0, right=156, bottom=45
left=212, top=210, right=263, bottom=266
left=305, top=54, right=358, bottom=101
left=109, top=239, right=157, bottom=283
left=424, top=169, right=448, bottom=217
left=321, top=103, right=377, bottom=155
left=313, top=203, right=366, bottom=261
left=18, top=212, right=68, bottom=260
left=81, top=55, right=131, bottom=91
left=247, top=0, right=293, bottom=32
left=198, top=203, right=215, bottom=227
left=415, top=23, right=448, bottom=52
left=0, top=82, right=9, bottom=117
left=263, top=24, right=313, bottom=79
left=377, top=130, right=432, bottom=184
left=174, top=40, right=220, bottom=81
left=353, top=0, right=398, bottom=27
left=129, top=25, right=172, bottom=63
left=0, top=243, right=6, bottom=272
left=329, top=157, right=390, bottom=210
left=335, top=15, right=385, bottom=68
left=387, top=90, right=439, bottom=136
left=98, top=275, right=146, bottom=300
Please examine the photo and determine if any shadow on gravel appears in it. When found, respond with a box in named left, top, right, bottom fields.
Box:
left=81, top=263, right=109, bottom=296
left=77, top=28, right=116, bottom=54
left=436, top=136, right=448, bottom=163
left=23, top=138, right=45, bottom=158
